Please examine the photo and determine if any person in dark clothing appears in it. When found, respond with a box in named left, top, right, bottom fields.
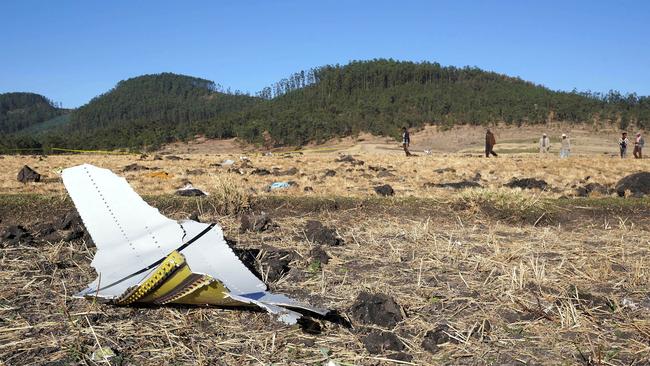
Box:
left=402, top=127, right=412, bottom=156
left=619, top=132, right=629, bottom=158
left=485, top=129, right=497, bottom=157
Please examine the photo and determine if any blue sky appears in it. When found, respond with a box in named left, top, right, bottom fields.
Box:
left=1, top=0, right=648, bottom=108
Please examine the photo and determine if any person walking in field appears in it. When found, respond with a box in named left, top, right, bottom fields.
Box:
left=559, top=134, right=570, bottom=158
left=619, top=132, right=629, bottom=158
left=539, top=133, right=551, bottom=154
left=633, top=132, right=644, bottom=159
left=485, top=129, right=497, bottom=157
left=402, top=127, right=412, bottom=156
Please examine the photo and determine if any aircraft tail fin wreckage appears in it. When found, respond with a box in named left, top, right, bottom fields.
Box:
left=62, top=164, right=328, bottom=325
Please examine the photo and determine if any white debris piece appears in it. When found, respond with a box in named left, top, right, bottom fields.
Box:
left=62, top=164, right=328, bottom=324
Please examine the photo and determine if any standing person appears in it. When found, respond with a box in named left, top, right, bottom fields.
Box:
left=402, top=127, right=412, bottom=157
left=619, top=132, right=629, bottom=158
left=633, top=132, right=644, bottom=159
left=485, top=129, right=497, bottom=157
left=539, top=133, right=551, bottom=154
left=559, top=134, right=571, bottom=158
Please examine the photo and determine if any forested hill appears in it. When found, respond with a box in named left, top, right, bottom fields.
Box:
left=0, top=92, right=67, bottom=134
left=60, top=73, right=259, bottom=148
left=2, top=60, right=649, bottom=151
left=236, top=60, right=649, bottom=145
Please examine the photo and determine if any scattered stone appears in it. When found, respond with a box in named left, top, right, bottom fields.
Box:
left=504, top=177, right=548, bottom=190
left=336, top=155, right=364, bottom=165
left=387, top=352, right=413, bottom=362
left=1, top=225, right=34, bottom=246
left=422, top=324, right=458, bottom=354
left=310, top=246, right=330, bottom=265
left=615, top=172, right=650, bottom=197
left=240, top=212, right=274, bottom=233
left=273, top=167, right=299, bottom=176
left=377, top=170, right=394, bottom=178
left=185, top=169, right=205, bottom=175
left=304, top=220, right=343, bottom=246
left=362, top=330, right=404, bottom=354
left=575, top=182, right=611, bottom=197
left=304, top=186, right=314, bottom=192
left=323, top=169, right=337, bottom=177
left=374, top=184, right=394, bottom=196
left=350, top=292, right=403, bottom=327
left=175, top=184, right=207, bottom=197
left=252, top=168, right=271, bottom=176
left=122, top=163, right=149, bottom=172
left=424, top=181, right=482, bottom=189
left=17, top=165, right=41, bottom=183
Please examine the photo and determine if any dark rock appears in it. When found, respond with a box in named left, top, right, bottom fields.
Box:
left=422, top=324, right=458, bottom=354
left=251, top=168, right=271, bottom=176
left=17, top=165, right=41, bottom=183
left=575, top=183, right=611, bottom=197
left=240, top=212, right=274, bottom=233
left=362, top=330, right=404, bottom=354
left=304, top=220, right=343, bottom=246
left=373, top=184, right=394, bottom=196
left=1, top=226, right=34, bottom=246
left=504, top=177, right=548, bottom=190
left=387, top=352, right=413, bottom=362
left=336, top=155, right=364, bottom=165
left=434, top=167, right=456, bottom=174
left=175, top=185, right=206, bottom=196
left=615, top=172, right=650, bottom=197
left=304, top=186, right=314, bottom=192
left=323, top=169, right=337, bottom=177
left=350, top=292, right=403, bottom=327
left=424, top=181, right=482, bottom=189
left=185, top=169, right=205, bottom=175
left=310, top=246, right=330, bottom=265
left=377, top=170, right=395, bottom=178
left=273, top=167, right=299, bottom=176
left=122, top=163, right=149, bottom=172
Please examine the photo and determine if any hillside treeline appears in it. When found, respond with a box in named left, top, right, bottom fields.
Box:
left=2, top=60, right=649, bottom=151
left=0, top=92, right=66, bottom=134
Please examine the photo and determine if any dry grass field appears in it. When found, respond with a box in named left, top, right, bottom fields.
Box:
left=1, top=130, right=649, bottom=365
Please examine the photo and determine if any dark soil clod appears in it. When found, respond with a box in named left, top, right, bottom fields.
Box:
left=374, top=184, right=394, bottom=196
left=505, top=177, right=548, bottom=190
left=422, top=324, right=458, bottom=354
left=304, top=220, right=343, bottom=246
left=350, top=292, right=403, bottom=327
left=362, top=330, right=404, bottom=354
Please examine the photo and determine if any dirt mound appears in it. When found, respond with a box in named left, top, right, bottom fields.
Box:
left=374, top=184, right=394, bottom=196
left=17, top=165, right=41, bottom=183
left=362, top=330, right=404, bottom=354
left=505, top=177, right=548, bottom=190
left=350, top=292, right=403, bottom=327
left=304, top=220, right=343, bottom=246
left=424, top=181, right=482, bottom=189
left=615, top=172, right=650, bottom=197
